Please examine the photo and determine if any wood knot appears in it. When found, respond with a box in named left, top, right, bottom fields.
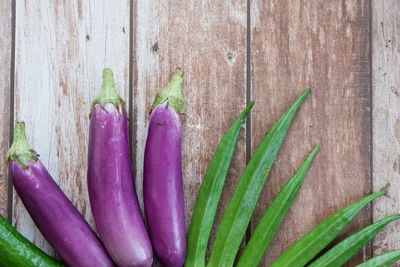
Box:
left=152, top=42, right=159, bottom=53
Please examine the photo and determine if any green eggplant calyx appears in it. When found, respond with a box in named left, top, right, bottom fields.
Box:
left=151, top=68, right=184, bottom=113
left=6, top=121, right=38, bottom=168
left=91, top=68, right=126, bottom=115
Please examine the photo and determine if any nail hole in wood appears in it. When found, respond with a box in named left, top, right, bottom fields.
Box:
left=152, top=42, right=159, bottom=53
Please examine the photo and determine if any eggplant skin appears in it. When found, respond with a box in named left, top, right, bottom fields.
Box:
left=144, top=103, right=186, bottom=267
left=88, top=103, right=153, bottom=267
left=9, top=160, right=114, bottom=267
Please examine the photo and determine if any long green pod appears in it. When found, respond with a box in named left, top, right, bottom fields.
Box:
left=309, top=215, right=400, bottom=267
left=270, top=191, right=386, bottom=267
left=207, top=89, right=311, bottom=267
left=185, top=102, right=254, bottom=267
left=356, top=250, right=400, bottom=267
left=236, top=146, right=319, bottom=267
left=0, top=214, right=62, bottom=267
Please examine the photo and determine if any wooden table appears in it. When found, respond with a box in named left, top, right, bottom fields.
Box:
left=0, top=1, right=399, bottom=266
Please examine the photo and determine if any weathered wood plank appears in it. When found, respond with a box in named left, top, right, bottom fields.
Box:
left=372, top=0, right=400, bottom=261
left=0, top=0, right=12, bottom=218
left=132, top=0, right=247, bottom=255
left=250, top=1, right=371, bottom=265
left=13, top=1, right=130, bottom=255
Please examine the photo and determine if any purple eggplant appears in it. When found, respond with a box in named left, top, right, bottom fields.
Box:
left=88, top=69, right=153, bottom=267
left=144, top=69, right=186, bottom=267
left=6, top=122, right=114, bottom=267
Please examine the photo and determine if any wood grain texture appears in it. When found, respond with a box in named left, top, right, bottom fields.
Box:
left=0, top=0, right=11, bottom=218
left=132, top=0, right=247, bottom=256
left=372, top=0, right=400, bottom=262
left=8, top=1, right=400, bottom=265
left=250, top=1, right=371, bottom=265
left=13, top=0, right=130, bottom=255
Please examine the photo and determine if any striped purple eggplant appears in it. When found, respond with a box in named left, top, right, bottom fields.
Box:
left=144, top=69, right=186, bottom=267
left=88, top=69, right=153, bottom=267
left=6, top=122, right=114, bottom=267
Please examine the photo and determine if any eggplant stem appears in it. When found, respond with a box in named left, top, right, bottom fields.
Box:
left=151, top=68, right=185, bottom=113
left=6, top=121, right=38, bottom=168
left=91, top=68, right=125, bottom=115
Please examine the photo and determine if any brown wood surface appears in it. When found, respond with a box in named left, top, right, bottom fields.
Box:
left=250, top=0, right=371, bottom=265
left=13, top=0, right=130, bottom=255
left=2, top=0, right=400, bottom=266
left=131, top=1, right=247, bottom=254
left=372, top=0, right=400, bottom=263
left=0, top=0, right=11, bottom=218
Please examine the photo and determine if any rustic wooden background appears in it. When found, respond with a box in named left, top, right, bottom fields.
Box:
left=0, top=0, right=399, bottom=266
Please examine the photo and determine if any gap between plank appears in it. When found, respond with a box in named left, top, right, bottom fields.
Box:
left=128, top=0, right=134, bottom=153
left=368, top=0, right=374, bottom=258
left=7, top=0, right=16, bottom=223
left=245, top=0, right=252, bottom=244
